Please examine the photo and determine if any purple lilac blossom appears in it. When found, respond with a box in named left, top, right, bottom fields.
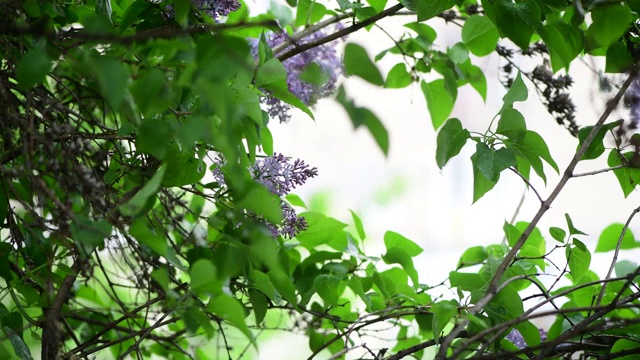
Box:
left=165, top=0, right=240, bottom=21
left=252, top=153, right=318, bottom=196
left=193, top=0, right=240, bottom=20
left=505, top=328, right=548, bottom=349
left=212, top=153, right=317, bottom=238
left=255, top=27, right=344, bottom=123
left=625, top=78, right=640, bottom=127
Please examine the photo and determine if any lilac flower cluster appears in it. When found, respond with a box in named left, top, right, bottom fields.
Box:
left=165, top=0, right=240, bottom=21
left=624, top=78, right=640, bottom=128
left=505, top=328, right=548, bottom=349
left=196, top=0, right=240, bottom=20
left=213, top=153, right=318, bottom=238
left=258, top=27, right=344, bottom=123
left=252, top=153, right=318, bottom=196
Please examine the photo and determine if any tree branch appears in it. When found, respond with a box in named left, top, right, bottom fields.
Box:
left=277, top=3, right=405, bottom=63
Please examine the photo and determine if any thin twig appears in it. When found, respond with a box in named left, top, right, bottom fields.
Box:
left=571, top=164, right=626, bottom=177
left=597, top=204, right=640, bottom=306
left=508, top=167, right=544, bottom=203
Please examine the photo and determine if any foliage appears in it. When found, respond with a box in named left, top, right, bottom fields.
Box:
left=2, top=0, right=640, bottom=359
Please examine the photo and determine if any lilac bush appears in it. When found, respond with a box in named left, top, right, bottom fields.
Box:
left=258, top=27, right=344, bottom=122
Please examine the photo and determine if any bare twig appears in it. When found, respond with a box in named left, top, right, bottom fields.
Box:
left=571, top=164, right=626, bottom=177
left=596, top=204, right=640, bottom=306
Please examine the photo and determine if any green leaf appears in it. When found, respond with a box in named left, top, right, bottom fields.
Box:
left=565, top=213, right=587, bottom=236
left=436, top=118, right=470, bottom=169
left=506, top=130, right=558, bottom=181
left=91, top=56, right=129, bottom=110
left=286, top=194, right=307, bottom=208
left=416, top=0, right=453, bottom=22
left=608, top=150, right=640, bottom=198
left=299, top=62, right=330, bottom=87
left=336, top=87, right=389, bottom=155
left=248, top=289, right=268, bottom=324
left=586, top=3, right=632, bottom=49
left=614, top=260, right=640, bottom=280
left=610, top=339, right=640, bottom=359
left=252, top=270, right=277, bottom=300
left=131, top=69, right=173, bottom=119
left=118, top=0, right=151, bottom=32
left=136, top=118, right=173, bottom=160
left=404, top=22, right=437, bottom=43
left=538, top=21, right=583, bottom=72
left=486, top=286, right=524, bottom=321
left=96, top=0, right=113, bottom=22
left=70, top=215, right=112, bottom=254
left=119, top=164, right=166, bottom=217
left=461, top=15, right=500, bottom=57
left=162, top=153, right=206, bottom=187
left=296, top=212, right=347, bottom=249
left=255, top=58, right=313, bottom=119
left=449, top=271, right=485, bottom=291
left=457, top=246, right=488, bottom=268
left=502, top=72, right=528, bottom=110
left=432, top=300, right=458, bottom=342
left=349, top=209, right=366, bottom=240
left=3, top=327, right=32, bottom=360
left=190, top=259, right=221, bottom=295
left=447, top=43, right=469, bottom=64
left=577, top=120, right=622, bottom=160
left=268, top=270, right=297, bottom=306
left=496, top=108, right=526, bottom=138
left=606, top=42, right=634, bottom=73
left=0, top=184, right=7, bottom=228
left=458, top=61, right=487, bottom=101
left=567, top=239, right=590, bottom=282
left=366, top=0, right=387, bottom=12
left=422, top=79, right=455, bottom=129
left=549, top=227, right=566, bottom=243
left=494, top=0, right=541, bottom=49
left=472, top=161, right=498, bottom=203
left=384, top=231, right=423, bottom=257
left=16, top=46, right=52, bottom=89
left=596, top=223, right=640, bottom=252
left=208, top=294, right=253, bottom=343
left=385, top=63, right=413, bottom=89
left=295, top=0, right=327, bottom=26
left=471, top=143, right=516, bottom=183
left=236, top=184, right=283, bottom=224
left=383, top=247, right=420, bottom=286
left=343, top=43, right=384, bottom=86
left=314, top=274, right=341, bottom=306
left=503, top=221, right=521, bottom=247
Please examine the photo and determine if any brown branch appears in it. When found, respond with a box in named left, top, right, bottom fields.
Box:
left=277, top=3, right=405, bottom=63
left=0, top=20, right=279, bottom=44
left=42, top=264, right=78, bottom=360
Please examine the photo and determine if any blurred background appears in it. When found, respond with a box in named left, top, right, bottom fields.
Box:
left=242, top=1, right=640, bottom=358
